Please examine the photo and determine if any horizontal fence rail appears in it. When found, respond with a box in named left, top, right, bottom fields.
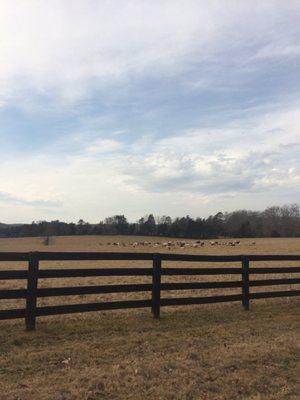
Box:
left=0, top=251, right=299, bottom=330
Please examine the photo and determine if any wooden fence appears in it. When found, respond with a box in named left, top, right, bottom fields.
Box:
left=0, top=252, right=299, bottom=330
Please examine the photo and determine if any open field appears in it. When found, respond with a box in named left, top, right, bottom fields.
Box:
left=0, top=235, right=299, bottom=254
left=0, top=236, right=299, bottom=399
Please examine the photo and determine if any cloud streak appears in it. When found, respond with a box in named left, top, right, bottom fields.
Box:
left=0, top=191, right=61, bottom=208
left=1, top=1, right=300, bottom=106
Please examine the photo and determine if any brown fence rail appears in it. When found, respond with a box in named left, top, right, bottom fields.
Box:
left=0, top=252, right=299, bottom=330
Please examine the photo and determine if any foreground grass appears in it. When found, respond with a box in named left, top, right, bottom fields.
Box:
left=0, top=301, right=299, bottom=400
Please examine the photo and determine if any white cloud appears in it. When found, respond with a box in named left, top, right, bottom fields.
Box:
left=85, top=138, right=124, bottom=154
left=1, top=1, right=299, bottom=106
left=110, top=104, right=300, bottom=196
left=0, top=0, right=213, bottom=104
left=0, top=104, right=299, bottom=222
left=0, top=1, right=299, bottom=222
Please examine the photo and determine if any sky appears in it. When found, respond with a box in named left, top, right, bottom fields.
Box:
left=0, top=0, right=299, bottom=223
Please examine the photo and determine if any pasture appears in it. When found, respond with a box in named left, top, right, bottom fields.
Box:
left=0, top=236, right=299, bottom=399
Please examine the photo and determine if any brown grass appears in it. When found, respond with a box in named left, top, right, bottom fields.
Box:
left=0, top=236, right=299, bottom=399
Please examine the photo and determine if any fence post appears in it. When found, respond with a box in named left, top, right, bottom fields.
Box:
left=25, top=252, right=39, bottom=331
left=152, top=253, right=161, bottom=318
left=242, top=256, right=250, bottom=311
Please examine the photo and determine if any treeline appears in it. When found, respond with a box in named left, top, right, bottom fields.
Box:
left=0, top=204, right=299, bottom=239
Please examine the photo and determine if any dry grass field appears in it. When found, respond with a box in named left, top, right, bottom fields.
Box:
left=0, top=236, right=299, bottom=400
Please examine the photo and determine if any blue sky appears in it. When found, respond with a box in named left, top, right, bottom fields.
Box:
left=0, top=0, right=299, bottom=223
